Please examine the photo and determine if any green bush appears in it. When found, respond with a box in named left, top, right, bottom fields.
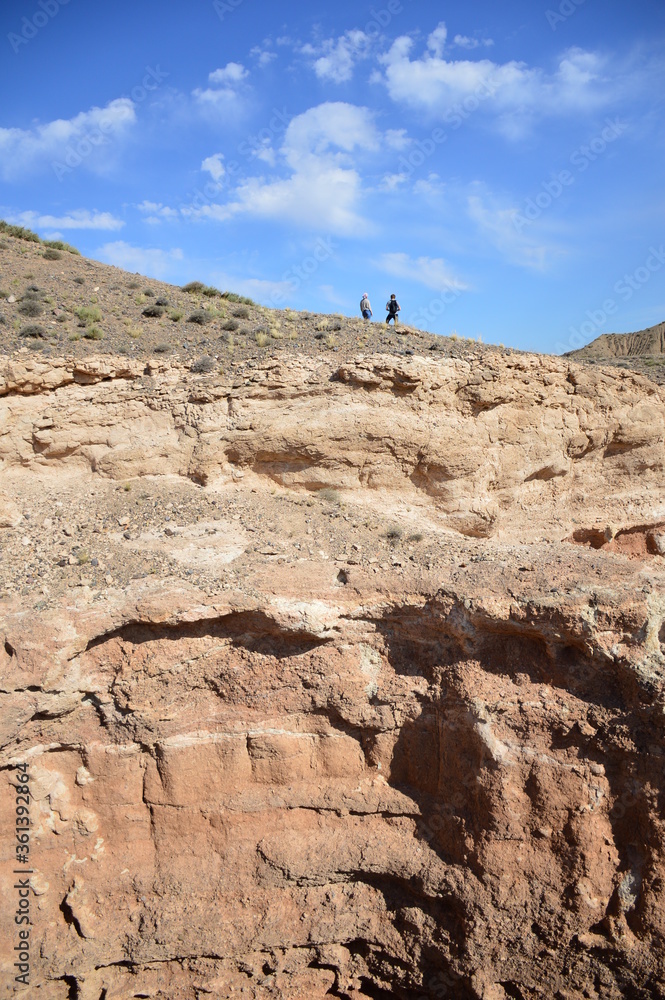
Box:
left=18, top=300, right=43, bottom=317
left=182, top=281, right=205, bottom=294
left=83, top=326, right=103, bottom=340
left=76, top=305, right=102, bottom=325
left=168, top=310, right=183, bottom=322
left=191, top=355, right=216, bottom=373
left=19, top=324, right=47, bottom=338
left=233, top=306, right=250, bottom=319
left=0, top=221, right=40, bottom=242
left=143, top=289, right=155, bottom=297
left=202, top=285, right=221, bottom=298
left=43, top=248, right=61, bottom=260
left=73, top=276, right=85, bottom=285
left=43, top=239, right=80, bottom=255
left=222, top=318, right=239, bottom=332
left=319, top=488, right=341, bottom=504
left=142, top=304, right=166, bottom=318
left=187, top=311, right=210, bottom=325
left=155, top=297, right=169, bottom=306
left=126, top=279, right=140, bottom=289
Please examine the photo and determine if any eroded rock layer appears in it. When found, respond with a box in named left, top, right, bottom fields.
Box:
left=1, top=352, right=665, bottom=1000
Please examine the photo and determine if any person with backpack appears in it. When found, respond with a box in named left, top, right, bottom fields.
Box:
left=360, top=293, right=372, bottom=320
left=386, top=294, right=400, bottom=326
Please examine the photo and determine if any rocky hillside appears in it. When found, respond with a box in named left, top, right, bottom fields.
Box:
left=1, top=237, right=665, bottom=1000
left=566, top=321, right=665, bottom=384
left=0, top=225, right=492, bottom=367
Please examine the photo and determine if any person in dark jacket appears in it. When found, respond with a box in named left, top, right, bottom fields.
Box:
left=386, top=294, right=400, bottom=326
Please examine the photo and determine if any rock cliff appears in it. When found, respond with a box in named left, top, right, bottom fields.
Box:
left=1, top=349, right=665, bottom=1000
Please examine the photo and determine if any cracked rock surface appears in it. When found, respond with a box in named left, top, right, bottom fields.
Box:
left=2, top=253, right=665, bottom=1000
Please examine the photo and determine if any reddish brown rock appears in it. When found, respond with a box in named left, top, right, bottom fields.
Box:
left=1, top=349, right=665, bottom=1000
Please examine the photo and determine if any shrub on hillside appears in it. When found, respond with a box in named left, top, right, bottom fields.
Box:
left=232, top=306, right=250, bottom=319
left=18, top=299, right=43, bottom=317
left=43, top=239, right=80, bottom=255
left=73, top=276, right=85, bottom=285
left=222, top=318, right=239, bottom=332
left=76, top=305, right=102, bottom=325
left=43, top=248, right=61, bottom=260
left=19, top=324, right=47, bottom=338
left=153, top=343, right=171, bottom=353
left=142, top=304, right=166, bottom=318
left=182, top=281, right=205, bottom=294
left=202, top=286, right=221, bottom=297
left=83, top=326, right=103, bottom=340
left=191, top=355, right=215, bottom=374
left=187, top=311, right=210, bottom=325
left=155, top=297, right=169, bottom=306
left=0, top=221, right=39, bottom=242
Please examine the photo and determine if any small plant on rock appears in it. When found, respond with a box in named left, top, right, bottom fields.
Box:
left=84, top=326, right=103, bottom=340
left=319, top=488, right=341, bottom=504
left=191, top=355, right=216, bottom=374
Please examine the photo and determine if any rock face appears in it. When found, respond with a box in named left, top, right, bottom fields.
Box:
left=1, top=351, right=665, bottom=1000
left=566, top=320, right=665, bottom=359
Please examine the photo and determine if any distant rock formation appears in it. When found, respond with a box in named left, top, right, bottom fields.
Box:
left=566, top=320, right=665, bottom=359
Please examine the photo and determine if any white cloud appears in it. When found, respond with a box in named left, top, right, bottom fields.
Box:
left=137, top=201, right=179, bottom=224
left=306, top=30, right=372, bottom=84
left=454, top=34, right=494, bottom=50
left=186, top=103, right=379, bottom=235
left=377, top=23, right=613, bottom=129
left=427, top=24, right=448, bottom=59
left=413, top=173, right=444, bottom=196
left=208, top=63, right=248, bottom=85
left=380, top=172, right=409, bottom=192
left=250, top=45, right=277, bottom=67
left=0, top=99, right=136, bottom=180
left=201, top=153, right=225, bottom=182
left=377, top=252, right=469, bottom=291
left=193, top=63, right=249, bottom=112
left=96, top=241, right=184, bottom=279
left=384, top=128, right=411, bottom=150
left=7, top=209, right=124, bottom=231
left=467, top=189, right=560, bottom=269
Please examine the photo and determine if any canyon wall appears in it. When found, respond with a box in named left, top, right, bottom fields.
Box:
left=1, top=352, right=665, bottom=999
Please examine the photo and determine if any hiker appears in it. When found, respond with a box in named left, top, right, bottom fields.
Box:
left=360, top=292, right=372, bottom=320
left=386, top=294, right=400, bottom=326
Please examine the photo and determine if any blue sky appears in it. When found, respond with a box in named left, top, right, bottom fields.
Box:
left=1, top=0, right=663, bottom=352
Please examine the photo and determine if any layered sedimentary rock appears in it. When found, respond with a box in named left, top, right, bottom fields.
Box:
left=1, top=352, right=665, bottom=1000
